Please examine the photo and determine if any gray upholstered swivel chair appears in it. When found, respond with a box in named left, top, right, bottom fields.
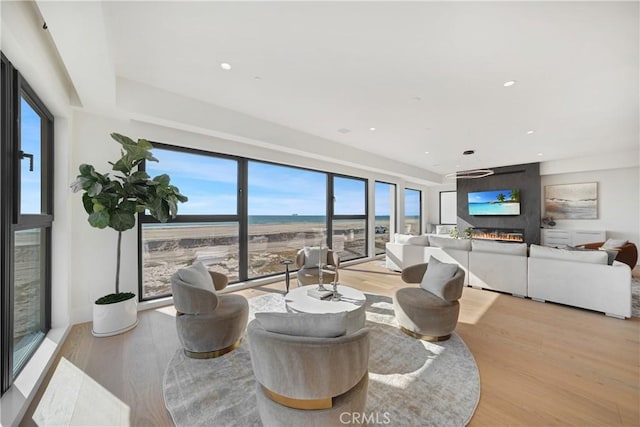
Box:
left=295, top=247, right=340, bottom=286
left=170, top=262, right=249, bottom=358
left=393, top=258, right=465, bottom=342
left=247, top=312, right=369, bottom=426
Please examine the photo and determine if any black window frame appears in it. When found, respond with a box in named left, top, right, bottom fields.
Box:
left=137, top=143, right=244, bottom=300
left=329, top=173, right=369, bottom=261
left=374, top=180, right=397, bottom=255
left=138, top=142, right=371, bottom=301
left=1, top=53, right=53, bottom=394
left=404, top=187, right=422, bottom=235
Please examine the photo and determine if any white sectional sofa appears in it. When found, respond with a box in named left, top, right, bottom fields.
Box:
left=385, top=234, right=470, bottom=285
left=468, top=240, right=528, bottom=298
left=385, top=235, right=633, bottom=318
left=527, top=244, right=632, bottom=319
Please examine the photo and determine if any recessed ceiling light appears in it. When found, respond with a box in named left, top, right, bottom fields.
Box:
left=220, top=62, right=232, bottom=71
left=253, top=76, right=261, bottom=80
left=369, top=127, right=376, bottom=131
left=463, top=150, right=475, bottom=155
left=527, top=130, right=535, bottom=135
left=424, top=151, right=430, bottom=154
left=537, top=152, right=543, bottom=156
left=503, top=80, right=516, bottom=87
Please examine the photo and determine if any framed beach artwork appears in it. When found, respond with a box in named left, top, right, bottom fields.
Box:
left=544, top=182, right=598, bottom=219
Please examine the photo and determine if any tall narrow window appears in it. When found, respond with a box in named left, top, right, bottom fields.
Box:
left=403, top=188, right=422, bottom=235
left=374, top=182, right=396, bottom=255
left=332, top=176, right=367, bottom=261
left=140, top=147, right=240, bottom=299
left=247, top=162, right=326, bottom=279
left=2, top=53, right=54, bottom=394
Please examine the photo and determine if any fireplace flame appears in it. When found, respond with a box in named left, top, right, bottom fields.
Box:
left=472, top=230, right=524, bottom=242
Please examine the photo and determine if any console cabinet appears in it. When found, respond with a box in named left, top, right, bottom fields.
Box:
left=540, top=229, right=606, bottom=248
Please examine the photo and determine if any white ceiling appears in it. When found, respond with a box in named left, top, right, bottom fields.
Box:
left=46, top=1, right=640, bottom=177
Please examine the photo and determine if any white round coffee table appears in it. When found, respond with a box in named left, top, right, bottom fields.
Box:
left=285, top=285, right=366, bottom=335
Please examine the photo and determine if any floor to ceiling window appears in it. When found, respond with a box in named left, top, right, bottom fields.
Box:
left=1, top=53, right=53, bottom=393
left=374, top=181, right=396, bottom=255
left=139, top=143, right=371, bottom=299
left=331, top=175, right=367, bottom=261
left=139, top=146, right=240, bottom=299
left=247, top=162, right=326, bottom=279
left=403, top=188, right=422, bottom=235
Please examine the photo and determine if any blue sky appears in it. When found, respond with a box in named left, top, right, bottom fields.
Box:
left=405, top=188, right=420, bottom=216
left=149, top=149, right=372, bottom=215
left=20, top=97, right=42, bottom=214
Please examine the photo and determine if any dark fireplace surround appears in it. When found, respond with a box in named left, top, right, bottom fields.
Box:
left=456, top=163, right=541, bottom=245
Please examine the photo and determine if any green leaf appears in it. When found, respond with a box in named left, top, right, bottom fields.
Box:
left=110, top=133, right=136, bottom=147
left=110, top=209, right=136, bottom=232
left=82, top=193, right=94, bottom=214
left=129, top=171, right=150, bottom=183
left=111, top=158, right=129, bottom=174
left=88, top=211, right=110, bottom=228
left=119, top=200, right=137, bottom=214
left=87, top=182, right=103, bottom=197
left=93, top=201, right=105, bottom=212
left=138, top=138, right=153, bottom=150
left=152, top=174, right=170, bottom=186
left=79, top=164, right=95, bottom=176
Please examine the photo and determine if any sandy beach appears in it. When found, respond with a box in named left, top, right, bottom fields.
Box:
left=142, top=220, right=388, bottom=298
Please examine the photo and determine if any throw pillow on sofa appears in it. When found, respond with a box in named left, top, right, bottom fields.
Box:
left=394, top=233, right=413, bottom=244
left=530, top=244, right=608, bottom=265
left=602, top=238, right=628, bottom=250
left=597, top=247, right=619, bottom=265
left=407, top=235, right=430, bottom=246
left=420, top=256, right=459, bottom=300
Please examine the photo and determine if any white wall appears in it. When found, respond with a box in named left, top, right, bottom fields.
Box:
left=541, top=166, right=640, bottom=249
left=426, top=183, right=456, bottom=231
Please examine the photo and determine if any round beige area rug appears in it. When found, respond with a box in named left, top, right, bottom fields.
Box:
left=163, top=292, right=480, bottom=426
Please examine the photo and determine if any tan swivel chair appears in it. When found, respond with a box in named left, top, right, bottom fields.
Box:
left=247, top=312, right=370, bottom=426
left=170, top=262, right=249, bottom=358
left=393, top=261, right=465, bottom=342
left=295, top=247, right=340, bottom=286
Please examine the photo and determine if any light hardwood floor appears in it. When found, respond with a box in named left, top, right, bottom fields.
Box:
left=22, top=261, right=640, bottom=426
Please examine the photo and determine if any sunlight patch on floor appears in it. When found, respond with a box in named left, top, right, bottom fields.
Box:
left=155, top=305, right=177, bottom=317
left=33, top=358, right=130, bottom=426
left=458, top=287, right=500, bottom=325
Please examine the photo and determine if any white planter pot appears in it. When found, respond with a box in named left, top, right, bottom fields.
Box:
left=92, top=296, right=139, bottom=337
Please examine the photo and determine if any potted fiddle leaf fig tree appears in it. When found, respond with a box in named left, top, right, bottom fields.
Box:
left=71, top=133, right=187, bottom=337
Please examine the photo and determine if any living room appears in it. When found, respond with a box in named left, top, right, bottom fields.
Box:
left=1, top=1, right=638, bottom=426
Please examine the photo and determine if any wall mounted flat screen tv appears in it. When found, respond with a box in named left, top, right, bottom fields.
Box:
left=468, top=189, right=520, bottom=215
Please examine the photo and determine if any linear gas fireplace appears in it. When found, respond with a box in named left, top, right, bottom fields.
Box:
left=471, top=227, right=524, bottom=243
